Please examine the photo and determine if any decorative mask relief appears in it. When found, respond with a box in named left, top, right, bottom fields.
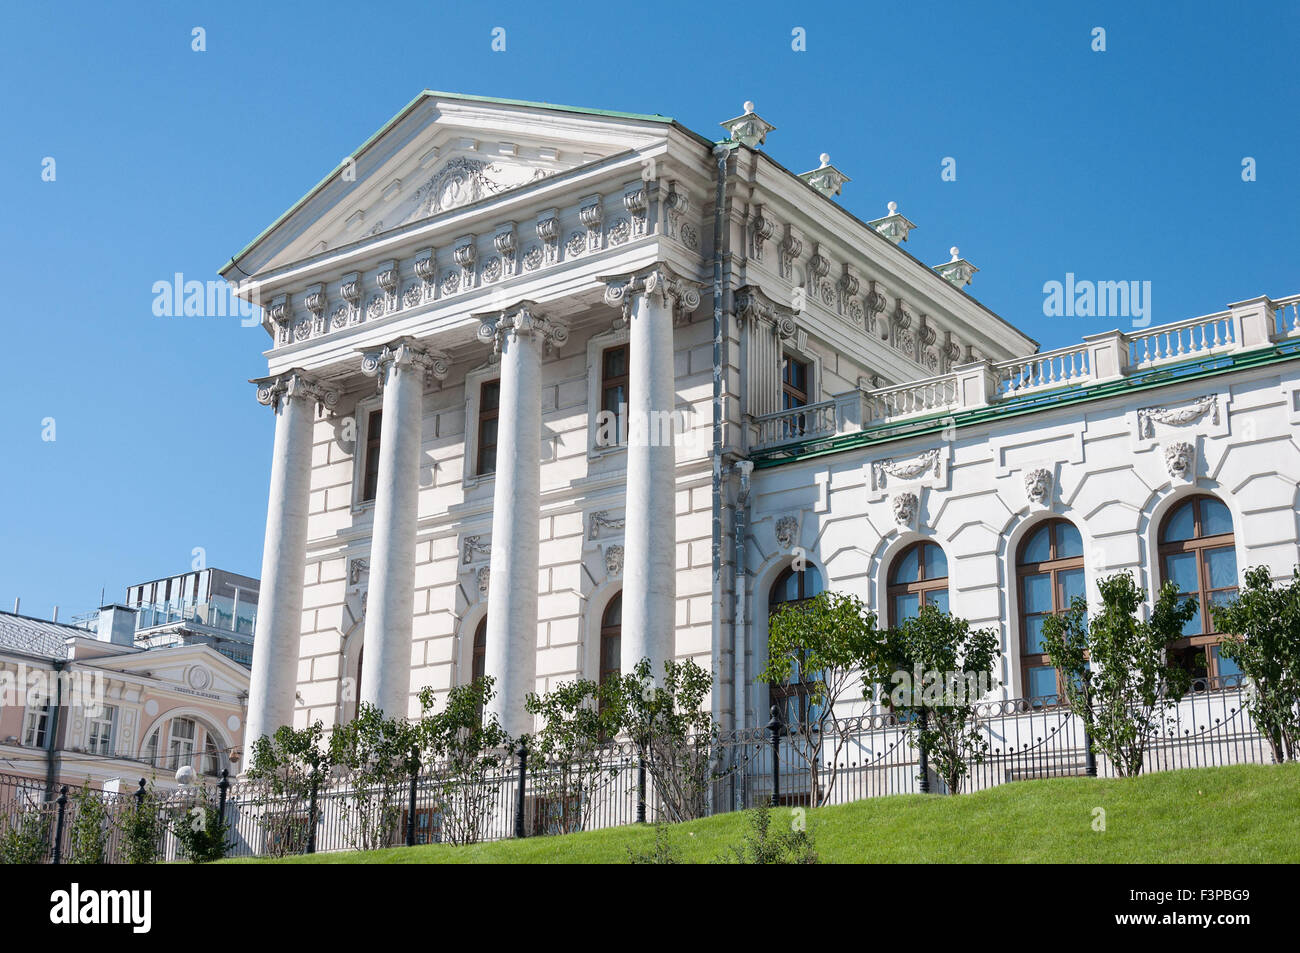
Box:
left=892, top=492, right=919, bottom=527
left=1163, top=441, right=1196, bottom=481
left=1024, top=467, right=1053, bottom=506
left=604, top=544, right=624, bottom=577
left=476, top=566, right=490, bottom=596
left=774, top=515, right=799, bottom=549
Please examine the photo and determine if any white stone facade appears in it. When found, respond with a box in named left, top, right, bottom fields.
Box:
left=224, top=92, right=1300, bottom=748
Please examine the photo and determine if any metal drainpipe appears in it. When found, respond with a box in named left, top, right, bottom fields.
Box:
left=44, top=659, right=65, bottom=799
left=709, top=142, right=734, bottom=735
left=733, top=461, right=753, bottom=747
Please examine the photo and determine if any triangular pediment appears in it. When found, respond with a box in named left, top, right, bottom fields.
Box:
left=224, top=92, right=677, bottom=279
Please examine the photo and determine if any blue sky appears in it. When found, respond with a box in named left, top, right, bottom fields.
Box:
left=1, top=1, right=1296, bottom=620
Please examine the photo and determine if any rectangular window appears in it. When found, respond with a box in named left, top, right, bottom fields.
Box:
left=781, top=355, right=811, bottom=439
left=361, top=409, right=383, bottom=503
left=168, top=718, right=196, bottom=769
left=600, top=345, right=629, bottom=446
left=88, top=705, right=118, bottom=756
left=22, top=708, right=49, bottom=748
left=781, top=355, right=810, bottom=409
left=477, top=381, right=501, bottom=475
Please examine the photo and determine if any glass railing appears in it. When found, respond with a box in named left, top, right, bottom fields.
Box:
left=135, top=596, right=257, bottom=636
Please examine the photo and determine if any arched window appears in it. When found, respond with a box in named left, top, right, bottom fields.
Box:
left=599, top=594, right=622, bottom=688
left=1159, top=495, right=1241, bottom=685
left=767, top=563, right=824, bottom=725
left=887, top=542, right=949, bottom=625
left=1017, top=519, right=1085, bottom=703
left=140, top=717, right=226, bottom=776
left=471, top=617, right=487, bottom=724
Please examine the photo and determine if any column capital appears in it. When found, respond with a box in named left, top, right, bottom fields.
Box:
left=474, top=300, right=569, bottom=360
left=599, top=263, right=703, bottom=328
left=358, top=337, right=451, bottom=388
left=251, top=369, right=339, bottom=414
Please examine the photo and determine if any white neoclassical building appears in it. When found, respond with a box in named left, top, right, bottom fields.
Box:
left=223, top=91, right=1300, bottom=749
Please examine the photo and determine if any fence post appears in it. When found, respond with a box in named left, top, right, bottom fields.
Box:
left=406, top=747, right=420, bottom=848
left=636, top=752, right=647, bottom=824
left=1083, top=725, right=1097, bottom=777
left=135, top=778, right=146, bottom=807
left=767, top=705, right=782, bottom=807
left=53, top=785, right=69, bottom=864
left=306, top=767, right=319, bottom=855
left=217, top=768, right=230, bottom=824
left=917, top=710, right=931, bottom=793
left=513, top=742, right=528, bottom=839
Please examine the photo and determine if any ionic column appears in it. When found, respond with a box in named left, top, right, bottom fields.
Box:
left=358, top=339, right=448, bottom=718
left=603, top=267, right=700, bottom=681
left=477, top=303, right=567, bottom=737
left=245, top=371, right=337, bottom=756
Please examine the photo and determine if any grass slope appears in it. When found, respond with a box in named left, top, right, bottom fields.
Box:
left=229, top=762, right=1300, bottom=864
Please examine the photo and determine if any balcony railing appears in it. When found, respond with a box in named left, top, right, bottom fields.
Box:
left=135, top=596, right=257, bottom=638
left=749, top=292, right=1296, bottom=452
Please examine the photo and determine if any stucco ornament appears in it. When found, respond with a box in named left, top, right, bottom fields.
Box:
left=476, top=566, right=490, bottom=596
left=774, top=515, right=798, bottom=549
left=1164, top=441, right=1196, bottom=480
left=892, top=492, right=919, bottom=526
left=1024, top=468, right=1053, bottom=505
left=1138, top=394, right=1219, bottom=438
left=604, top=544, right=624, bottom=577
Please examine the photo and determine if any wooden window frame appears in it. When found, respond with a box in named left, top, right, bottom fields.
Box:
left=886, top=542, right=950, bottom=627
left=1016, top=520, right=1085, bottom=704
left=1158, top=495, right=1238, bottom=685
left=600, top=344, right=629, bottom=441
left=361, top=409, right=383, bottom=503
left=767, top=565, right=823, bottom=726
left=477, top=380, right=501, bottom=476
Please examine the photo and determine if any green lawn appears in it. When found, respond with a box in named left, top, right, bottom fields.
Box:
left=227, top=762, right=1300, bottom=864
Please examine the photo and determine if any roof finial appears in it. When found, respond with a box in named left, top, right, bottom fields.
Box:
left=869, top=201, right=915, bottom=244
left=799, top=154, right=850, bottom=197
left=720, top=101, right=775, bottom=148
left=950, top=246, right=960, bottom=262
left=887, top=201, right=898, bottom=215
left=819, top=152, right=831, bottom=167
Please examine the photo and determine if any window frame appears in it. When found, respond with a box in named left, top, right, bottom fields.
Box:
left=88, top=704, right=118, bottom=756
left=767, top=564, right=824, bottom=727
left=476, top=379, right=501, bottom=478
left=1016, top=519, right=1086, bottom=704
left=360, top=408, right=383, bottom=503
left=1158, top=495, right=1239, bottom=685
left=886, top=541, right=950, bottom=627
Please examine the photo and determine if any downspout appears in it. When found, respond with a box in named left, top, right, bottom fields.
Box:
left=44, top=659, right=65, bottom=799
left=733, top=460, right=754, bottom=741
left=709, top=142, right=734, bottom=735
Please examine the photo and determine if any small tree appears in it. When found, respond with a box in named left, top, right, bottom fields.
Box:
left=329, top=703, right=417, bottom=851
left=1212, top=565, right=1300, bottom=763
left=1041, top=571, right=1197, bottom=776
left=170, top=784, right=231, bottom=863
left=67, top=783, right=110, bottom=864
left=717, top=805, right=819, bottom=865
left=872, top=605, right=1000, bottom=794
left=618, top=657, right=716, bottom=823
left=119, top=783, right=163, bottom=864
left=0, top=805, right=48, bottom=864
left=245, top=722, right=332, bottom=856
left=760, top=590, right=880, bottom=806
left=524, top=676, right=623, bottom=834
left=414, top=678, right=512, bottom=845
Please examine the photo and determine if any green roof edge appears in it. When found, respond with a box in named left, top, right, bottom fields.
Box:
left=751, top=343, right=1300, bottom=469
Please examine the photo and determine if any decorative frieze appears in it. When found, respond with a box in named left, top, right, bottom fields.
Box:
left=588, top=510, right=625, bottom=540
left=462, top=535, right=491, bottom=565
left=1138, top=394, right=1219, bottom=438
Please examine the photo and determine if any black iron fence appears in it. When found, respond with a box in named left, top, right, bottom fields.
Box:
left=0, top=679, right=1275, bottom=863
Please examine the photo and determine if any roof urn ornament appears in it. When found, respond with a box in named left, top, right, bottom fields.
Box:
left=799, top=153, right=850, bottom=198
left=720, top=101, right=776, bottom=148
left=935, top=247, right=978, bottom=288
